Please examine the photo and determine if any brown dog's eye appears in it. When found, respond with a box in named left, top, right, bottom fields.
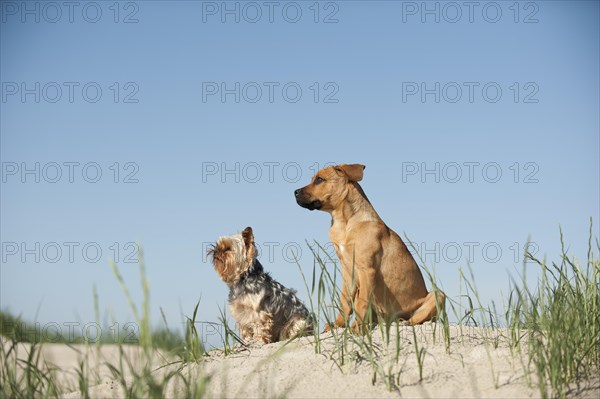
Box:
left=314, top=176, right=325, bottom=185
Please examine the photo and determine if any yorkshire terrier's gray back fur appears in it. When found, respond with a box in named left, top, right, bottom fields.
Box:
left=229, top=259, right=312, bottom=340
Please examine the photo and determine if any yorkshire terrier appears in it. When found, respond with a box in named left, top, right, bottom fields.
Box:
left=208, top=226, right=313, bottom=344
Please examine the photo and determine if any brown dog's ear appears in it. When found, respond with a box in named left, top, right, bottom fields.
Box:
left=241, top=226, right=254, bottom=248
left=335, top=164, right=365, bottom=182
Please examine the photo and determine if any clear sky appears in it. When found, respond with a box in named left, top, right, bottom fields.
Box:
left=1, top=1, right=598, bottom=347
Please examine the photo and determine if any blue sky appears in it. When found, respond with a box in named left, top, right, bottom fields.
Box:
left=1, top=1, right=599, bottom=346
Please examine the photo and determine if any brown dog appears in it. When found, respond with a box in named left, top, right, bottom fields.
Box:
left=295, top=164, right=444, bottom=331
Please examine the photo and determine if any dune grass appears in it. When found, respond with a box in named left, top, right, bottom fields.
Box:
left=293, top=221, right=599, bottom=397
left=506, top=223, right=600, bottom=397
left=1, top=222, right=598, bottom=398
left=0, top=249, right=209, bottom=399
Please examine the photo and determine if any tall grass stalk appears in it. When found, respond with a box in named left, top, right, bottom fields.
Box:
left=507, top=220, right=600, bottom=397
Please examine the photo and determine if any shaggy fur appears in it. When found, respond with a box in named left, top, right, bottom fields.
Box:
left=208, top=227, right=313, bottom=343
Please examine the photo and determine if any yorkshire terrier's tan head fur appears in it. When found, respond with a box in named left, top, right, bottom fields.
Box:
left=208, top=226, right=256, bottom=285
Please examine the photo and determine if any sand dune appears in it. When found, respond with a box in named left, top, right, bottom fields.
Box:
left=4, top=324, right=598, bottom=398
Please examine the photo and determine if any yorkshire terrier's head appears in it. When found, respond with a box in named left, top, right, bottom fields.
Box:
left=208, top=226, right=257, bottom=285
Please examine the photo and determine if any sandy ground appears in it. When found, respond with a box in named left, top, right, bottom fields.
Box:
left=3, top=324, right=599, bottom=398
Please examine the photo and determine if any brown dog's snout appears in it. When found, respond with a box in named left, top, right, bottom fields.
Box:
left=295, top=186, right=323, bottom=211
left=294, top=188, right=304, bottom=202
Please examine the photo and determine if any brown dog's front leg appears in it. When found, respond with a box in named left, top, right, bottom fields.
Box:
left=351, top=268, right=377, bottom=333
left=323, top=283, right=356, bottom=332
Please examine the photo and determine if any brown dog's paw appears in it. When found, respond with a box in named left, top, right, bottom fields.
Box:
left=351, top=321, right=367, bottom=334
left=323, top=315, right=348, bottom=332
left=322, top=322, right=345, bottom=333
left=351, top=320, right=380, bottom=334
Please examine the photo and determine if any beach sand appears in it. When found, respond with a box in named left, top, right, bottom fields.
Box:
left=4, top=324, right=598, bottom=398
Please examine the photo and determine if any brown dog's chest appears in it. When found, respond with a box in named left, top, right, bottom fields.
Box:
left=328, top=221, right=361, bottom=268
left=331, top=241, right=350, bottom=266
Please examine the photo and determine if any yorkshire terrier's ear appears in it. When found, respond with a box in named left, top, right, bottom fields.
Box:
left=242, top=226, right=256, bottom=260
left=242, top=226, right=254, bottom=248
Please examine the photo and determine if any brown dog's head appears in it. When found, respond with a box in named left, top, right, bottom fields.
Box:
left=207, top=226, right=257, bottom=285
left=294, top=164, right=365, bottom=212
